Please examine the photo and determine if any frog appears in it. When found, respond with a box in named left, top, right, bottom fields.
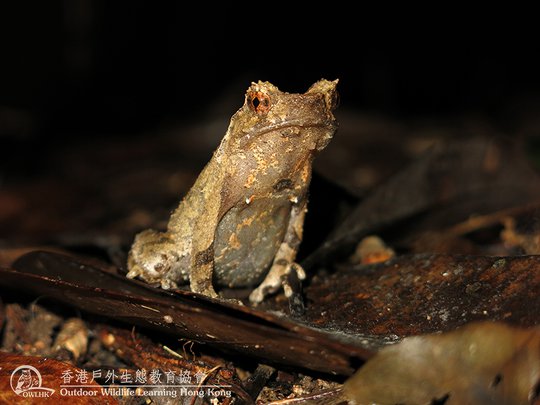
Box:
left=127, top=79, right=339, bottom=303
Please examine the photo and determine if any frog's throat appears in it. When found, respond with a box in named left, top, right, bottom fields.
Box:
left=240, top=120, right=336, bottom=144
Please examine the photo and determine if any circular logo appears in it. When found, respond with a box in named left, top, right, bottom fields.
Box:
left=10, top=365, right=54, bottom=397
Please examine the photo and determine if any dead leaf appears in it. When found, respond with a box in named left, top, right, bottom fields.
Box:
left=303, top=137, right=540, bottom=269
left=95, top=325, right=253, bottom=403
left=0, top=250, right=374, bottom=375
left=343, top=322, right=540, bottom=405
left=299, top=253, right=540, bottom=341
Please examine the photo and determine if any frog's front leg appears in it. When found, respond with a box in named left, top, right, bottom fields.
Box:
left=249, top=199, right=307, bottom=304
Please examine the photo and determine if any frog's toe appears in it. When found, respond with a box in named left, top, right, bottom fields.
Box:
left=126, top=264, right=142, bottom=279
left=292, top=262, right=306, bottom=280
left=249, top=286, right=268, bottom=304
left=160, top=278, right=179, bottom=290
left=249, top=272, right=283, bottom=304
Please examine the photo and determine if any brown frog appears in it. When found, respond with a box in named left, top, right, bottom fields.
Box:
left=127, top=79, right=339, bottom=303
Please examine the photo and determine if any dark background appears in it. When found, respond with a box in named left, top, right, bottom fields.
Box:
left=2, top=4, right=539, bottom=140
left=1, top=3, right=540, bottom=258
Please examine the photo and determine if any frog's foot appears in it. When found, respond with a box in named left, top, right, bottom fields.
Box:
left=127, top=259, right=180, bottom=290
left=249, top=260, right=306, bottom=304
left=127, top=229, right=187, bottom=289
left=128, top=230, right=166, bottom=279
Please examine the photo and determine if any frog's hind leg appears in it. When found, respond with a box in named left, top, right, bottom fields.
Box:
left=127, top=229, right=189, bottom=289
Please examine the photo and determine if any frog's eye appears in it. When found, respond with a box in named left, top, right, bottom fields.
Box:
left=247, top=91, right=271, bottom=114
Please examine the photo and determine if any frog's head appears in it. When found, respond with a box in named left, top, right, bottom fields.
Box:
left=227, top=79, right=339, bottom=153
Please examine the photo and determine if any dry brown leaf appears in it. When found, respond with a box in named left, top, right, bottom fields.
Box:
left=1, top=251, right=373, bottom=375
left=343, top=322, right=540, bottom=405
